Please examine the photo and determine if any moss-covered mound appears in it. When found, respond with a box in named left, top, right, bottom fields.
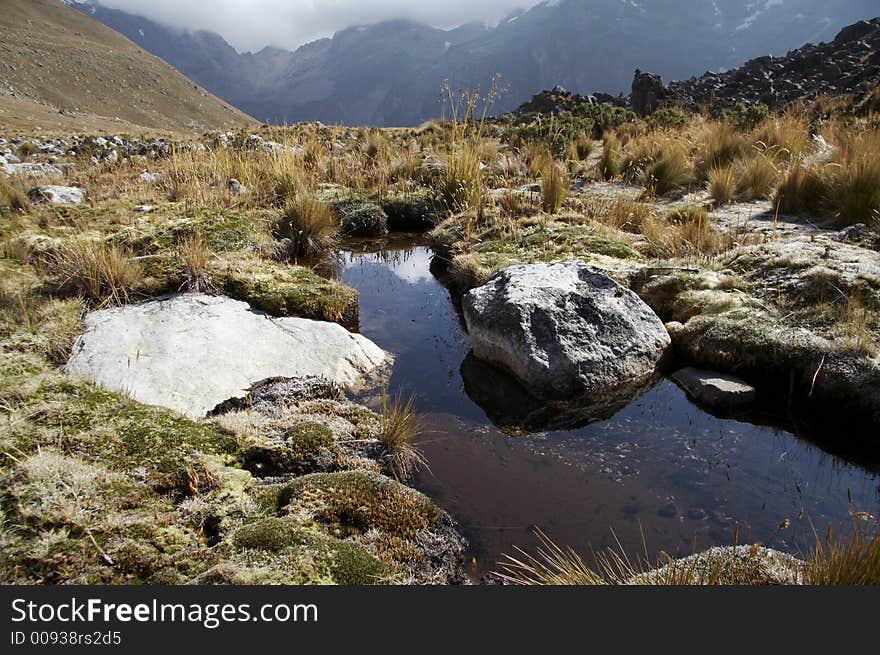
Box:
left=230, top=518, right=388, bottom=585
left=214, top=253, right=359, bottom=327
left=278, top=470, right=439, bottom=540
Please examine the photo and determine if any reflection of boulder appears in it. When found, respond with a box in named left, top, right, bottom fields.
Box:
left=460, top=353, right=656, bottom=434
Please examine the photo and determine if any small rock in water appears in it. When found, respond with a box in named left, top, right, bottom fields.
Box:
left=27, top=185, right=85, bottom=205
left=687, top=507, right=708, bottom=521
left=671, top=367, right=756, bottom=411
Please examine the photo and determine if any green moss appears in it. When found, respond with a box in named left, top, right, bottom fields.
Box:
left=231, top=518, right=388, bottom=585
left=216, top=254, right=358, bottom=327
left=26, top=377, right=238, bottom=475
left=287, top=421, right=335, bottom=451
left=110, top=207, right=263, bottom=256
left=278, top=470, right=438, bottom=539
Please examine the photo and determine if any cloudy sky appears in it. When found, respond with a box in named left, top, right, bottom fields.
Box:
left=87, top=0, right=542, bottom=52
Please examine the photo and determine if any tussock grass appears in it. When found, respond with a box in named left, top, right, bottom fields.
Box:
left=436, top=143, right=483, bottom=213
left=598, top=133, right=622, bottom=180
left=175, top=230, right=212, bottom=292
left=47, top=239, right=143, bottom=306
left=774, top=165, right=827, bottom=216
left=735, top=153, right=779, bottom=201
left=590, top=197, right=654, bottom=233
left=497, top=529, right=791, bottom=586
left=707, top=166, right=737, bottom=206
left=824, top=129, right=880, bottom=226
left=803, top=525, right=880, bottom=585
left=623, top=132, right=692, bottom=195
left=695, top=121, right=748, bottom=180
left=0, top=177, right=30, bottom=215
left=643, top=205, right=730, bottom=258
left=540, top=162, right=569, bottom=214
left=379, top=389, right=428, bottom=482
left=271, top=198, right=339, bottom=262
left=448, top=252, right=490, bottom=291
left=752, top=114, right=810, bottom=162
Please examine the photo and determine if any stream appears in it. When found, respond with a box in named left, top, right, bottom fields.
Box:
left=336, top=234, right=880, bottom=579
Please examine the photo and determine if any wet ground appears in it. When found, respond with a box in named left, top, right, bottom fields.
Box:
left=336, top=234, right=880, bottom=579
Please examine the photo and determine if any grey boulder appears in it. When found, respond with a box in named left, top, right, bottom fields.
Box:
left=462, top=260, right=670, bottom=400
left=671, top=367, right=756, bottom=411
left=2, top=162, right=63, bottom=178
left=28, top=185, right=85, bottom=205
left=65, top=294, right=387, bottom=418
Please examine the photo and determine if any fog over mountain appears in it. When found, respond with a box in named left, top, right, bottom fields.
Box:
left=68, top=0, right=879, bottom=126
left=67, top=0, right=537, bottom=52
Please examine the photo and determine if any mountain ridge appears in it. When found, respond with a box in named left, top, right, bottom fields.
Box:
left=70, top=0, right=878, bottom=126
left=0, top=0, right=255, bottom=134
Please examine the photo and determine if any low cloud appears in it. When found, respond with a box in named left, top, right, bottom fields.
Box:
left=88, top=0, right=540, bottom=52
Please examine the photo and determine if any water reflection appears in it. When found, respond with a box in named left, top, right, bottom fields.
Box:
left=336, top=236, right=880, bottom=577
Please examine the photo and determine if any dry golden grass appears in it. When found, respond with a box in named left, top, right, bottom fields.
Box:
left=623, top=131, right=693, bottom=195
left=598, top=133, right=622, bottom=180
left=695, top=121, right=748, bottom=180
left=589, top=197, right=654, bottom=233
left=0, top=176, right=30, bottom=215
left=824, top=128, right=880, bottom=226
left=642, top=205, right=731, bottom=258
left=735, top=153, right=779, bottom=201
left=707, top=166, right=737, bottom=206
left=46, top=239, right=143, bottom=306
left=774, top=164, right=827, bottom=216
left=175, top=230, right=212, bottom=292
left=540, top=162, right=569, bottom=214
left=436, top=143, right=484, bottom=213
left=803, top=524, right=880, bottom=585
left=752, top=114, right=810, bottom=162
left=271, top=198, right=340, bottom=262
left=379, top=389, right=428, bottom=482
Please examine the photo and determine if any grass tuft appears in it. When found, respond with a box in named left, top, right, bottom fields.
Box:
left=803, top=524, right=880, bottom=585
left=540, top=162, right=569, bottom=214
left=175, top=230, right=212, bottom=293
left=271, top=198, right=340, bottom=262
left=47, top=239, right=143, bottom=306
left=707, top=166, right=737, bottom=206
left=378, top=389, right=428, bottom=482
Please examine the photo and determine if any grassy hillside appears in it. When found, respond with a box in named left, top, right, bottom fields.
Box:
left=0, top=0, right=255, bottom=134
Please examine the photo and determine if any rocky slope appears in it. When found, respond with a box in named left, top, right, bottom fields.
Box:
left=668, top=18, right=880, bottom=110
left=69, top=0, right=877, bottom=125
left=0, top=0, right=255, bottom=133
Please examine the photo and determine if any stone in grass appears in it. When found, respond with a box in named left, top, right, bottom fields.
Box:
left=671, top=367, right=756, bottom=411
left=337, top=201, right=388, bottom=237
left=27, top=185, right=85, bottom=205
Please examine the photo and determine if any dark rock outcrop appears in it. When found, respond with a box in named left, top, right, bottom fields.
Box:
left=668, top=18, right=880, bottom=110
left=631, top=70, right=667, bottom=115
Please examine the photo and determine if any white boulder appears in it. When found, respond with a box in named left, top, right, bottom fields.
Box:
left=66, top=294, right=387, bottom=418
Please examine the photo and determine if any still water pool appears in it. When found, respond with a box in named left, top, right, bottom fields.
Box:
left=336, top=235, right=880, bottom=578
